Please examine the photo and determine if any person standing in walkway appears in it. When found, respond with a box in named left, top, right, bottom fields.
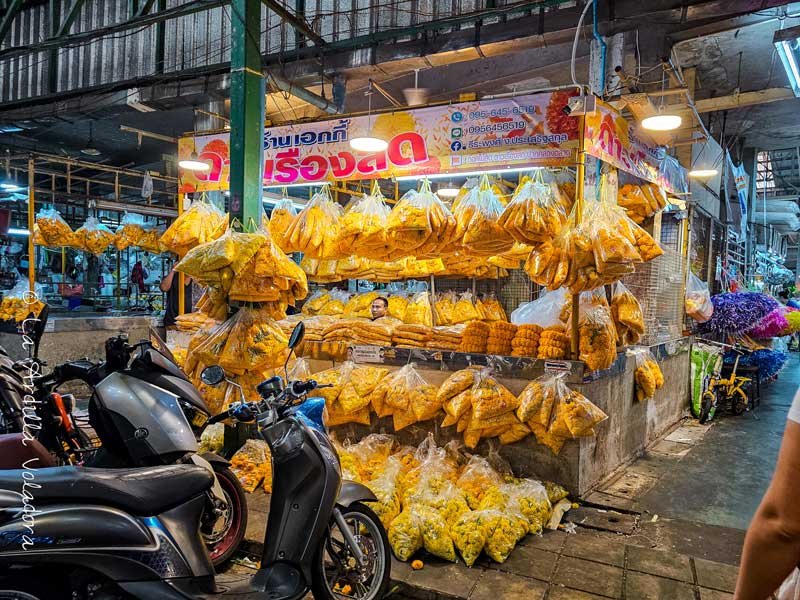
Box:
left=160, top=267, right=192, bottom=329
left=734, top=389, right=800, bottom=599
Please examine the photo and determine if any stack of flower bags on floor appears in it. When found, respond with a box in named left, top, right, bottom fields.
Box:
left=332, top=433, right=573, bottom=567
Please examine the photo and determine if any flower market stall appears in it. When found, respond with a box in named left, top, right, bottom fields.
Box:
left=170, top=90, right=694, bottom=514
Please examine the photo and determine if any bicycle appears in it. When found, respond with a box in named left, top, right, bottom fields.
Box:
left=699, top=344, right=753, bottom=424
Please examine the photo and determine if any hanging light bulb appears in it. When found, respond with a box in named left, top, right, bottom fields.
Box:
left=642, top=113, right=682, bottom=131
left=81, top=122, right=101, bottom=156
left=436, top=182, right=460, bottom=197
left=350, top=81, right=388, bottom=153
left=641, top=68, right=682, bottom=132
left=178, top=117, right=211, bottom=171
left=178, top=151, right=211, bottom=172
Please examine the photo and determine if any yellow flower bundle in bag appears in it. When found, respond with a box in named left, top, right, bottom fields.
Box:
left=629, top=346, right=665, bottom=401
left=283, top=186, right=342, bottom=259
left=267, top=196, right=297, bottom=252
left=73, top=216, right=114, bottom=255
left=160, top=198, right=227, bottom=257
left=404, top=291, right=433, bottom=327
left=176, top=226, right=266, bottom=286
left=35, top=208, right=74, bottom=248
left=337, top=181, right=392, bottom=260
left=579, top=305, right=617, bottom=372
left=498, top=174, right=567, bottom=246
left=610, top=281, right=645, bottom=346
left=113, top=213, right=146, bottom=250
left=454, top=174, right=514, bottom=256
left=386, top=179, right=458, bottom=257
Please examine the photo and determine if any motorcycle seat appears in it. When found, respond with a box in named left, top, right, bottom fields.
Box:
left=0, top=464, right=213, bottom=516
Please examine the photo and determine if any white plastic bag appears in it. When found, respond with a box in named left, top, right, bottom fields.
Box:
left=685, top=272, right=713, bottom=323
left=511, top=287, right=568, bottom=328
left=778, top=568, right=800, bottom=600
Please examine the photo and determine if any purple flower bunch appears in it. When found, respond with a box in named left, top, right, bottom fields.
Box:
left=700, top=293, right=780, bottom=336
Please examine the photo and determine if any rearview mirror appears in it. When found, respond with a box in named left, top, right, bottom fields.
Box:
left=288, top=322, right=305, bottom=350
left=200, top=365, right=226, bottom=386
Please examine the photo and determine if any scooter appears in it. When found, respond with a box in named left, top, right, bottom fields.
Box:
left=0, top=321, right=390, bottom=600
left=21, top=330, right=249, bottom=567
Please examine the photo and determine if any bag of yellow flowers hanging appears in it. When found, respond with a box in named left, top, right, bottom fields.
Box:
left=35, top=207, right=74, bottom=248
left=192, top=306, right=289, bottom=376
left=113, top=213, right=147, bottom=251
left=160, top=196, right=227, bottom=257
left=685, top=271, right=713, bottom=323
left=498, top=170, right=567, bottom=246
left=175, top=222, right=267, bottom=287
left=386, top=178, right=458, bottom=257
left=610, top=281, right=645, bottom=346
left=283, top=185, right=342, bottom=259
left=267, top=194, right=297, bottom=252
left=455, top=174, right=514, bottom=256
left=579, top=304, right=618, bottom=372
left=629, top=346, right=664, bottom=401
left=73, top=216, right=115, bottom=255
left=337, top=180, right=392, bottom=260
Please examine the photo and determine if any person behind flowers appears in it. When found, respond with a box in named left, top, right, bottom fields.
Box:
left=370, top=296, right=388, bottom=320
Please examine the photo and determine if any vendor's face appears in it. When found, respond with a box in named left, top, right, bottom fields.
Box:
left=371, top=300, right=387, bottom=319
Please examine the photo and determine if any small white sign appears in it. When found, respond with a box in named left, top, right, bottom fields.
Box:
left=44, top=320, right=55, bottom=332
left=350, top=345, right=384, bottom=364
left=544, top=360, right=571, bottom=374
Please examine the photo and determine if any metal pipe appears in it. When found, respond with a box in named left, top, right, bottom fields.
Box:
left=119, top=125, right=178, bottom=144
left=266, top=72, right=339, bottom=114
left=571, top=115, right=587, bottom=360
left=592, top=0, right=607, bottom=95
left=482, top=84, right=587, bottom=100
left=177, top=192, right=185, bottom=318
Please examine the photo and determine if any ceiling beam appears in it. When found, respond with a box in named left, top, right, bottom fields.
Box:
left=266, top=72, right=338, bottom=113
left=693, top=88, right=797, bottom=113
left=0, top=0, right=22, bottom=43
left=260, top=0, right=325, bottom=47
left=56, top=0, right=86, bottom=37
left=0, top=0, right=226, bottom=61
left=135, top=0, right=156, bottom=17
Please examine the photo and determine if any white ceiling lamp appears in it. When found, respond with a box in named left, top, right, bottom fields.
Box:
left=436, top=182, right=460, bottom=198
left=641, top=68, right=682, bottom=132
left=178, top=151, right=211, bottom=172
left=774, top=24, right=800, bottom=97
left=80, top=122, right=101, bottom=156
left=350, top=82, right=388, bottom=153
left=178, top=115, right=211, bottom=172
left=642, top=113, right=682, bottom=131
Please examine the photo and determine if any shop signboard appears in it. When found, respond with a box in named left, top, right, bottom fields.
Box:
left=177, top=91, right=583, bottom=192
left=584, top=101, right=688, bottom=195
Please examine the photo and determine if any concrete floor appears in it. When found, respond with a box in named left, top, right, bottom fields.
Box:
left=637, top=354, right=799, bottom=530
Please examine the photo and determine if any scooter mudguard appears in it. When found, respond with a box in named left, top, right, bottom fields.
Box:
left=337, top=481, right=377, bottom=507
left=255, top=418, right=340, bottom=597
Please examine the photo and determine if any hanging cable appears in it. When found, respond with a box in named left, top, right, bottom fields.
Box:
left=570, top=0, right=595, bottom=87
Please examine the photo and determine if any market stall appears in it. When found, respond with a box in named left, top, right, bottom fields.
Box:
left=171, top=89, right=691, bottom=505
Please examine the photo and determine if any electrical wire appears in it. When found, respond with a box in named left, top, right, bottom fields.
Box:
left=570, top=0, right=594, bottom=87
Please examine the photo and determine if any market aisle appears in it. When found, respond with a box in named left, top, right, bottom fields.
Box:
left=638, top=354, right=800, bottom=530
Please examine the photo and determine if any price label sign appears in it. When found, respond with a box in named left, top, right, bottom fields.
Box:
left=350, top=345, right=385, bottom=364
left=543, top=360, right=572, bottom=375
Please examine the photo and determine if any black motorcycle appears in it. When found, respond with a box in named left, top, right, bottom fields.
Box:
left=6, top=330, right=249, bottom=567
left=0, top=322, right=391, bottom=600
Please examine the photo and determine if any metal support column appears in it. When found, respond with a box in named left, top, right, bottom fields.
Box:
left=229, top=0, right=265, bottom=227
left=570, top=116, right=587, bottom=360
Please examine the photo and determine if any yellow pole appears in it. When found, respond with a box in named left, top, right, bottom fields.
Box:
left=571, top=115, right=586, bottom=360
left=27, top=158, right=34, bottom=294
left=177, top=193, right=185, bottom=316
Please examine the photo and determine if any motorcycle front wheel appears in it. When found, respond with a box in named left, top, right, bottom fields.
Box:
left=201, top=465, right=248, bottom=568
left=312, top=503, right=391, bottom=600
